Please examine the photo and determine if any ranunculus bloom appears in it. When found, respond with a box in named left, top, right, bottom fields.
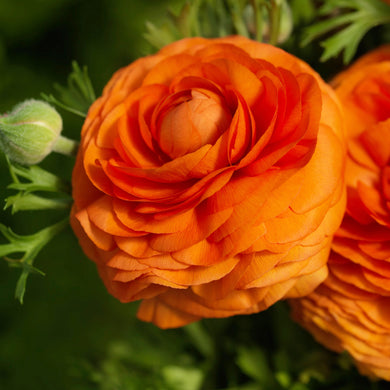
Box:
left=71, top=36, right=345, bottom=328
left=290, top=45, right=390, bottom=380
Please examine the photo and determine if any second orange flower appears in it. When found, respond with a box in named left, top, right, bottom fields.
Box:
left=290, top=45, right=390, bottom=380
left=71, top=36, right=346, bottom=328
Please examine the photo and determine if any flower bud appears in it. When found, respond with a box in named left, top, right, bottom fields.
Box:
left=0, top=99, right=62, bottom=165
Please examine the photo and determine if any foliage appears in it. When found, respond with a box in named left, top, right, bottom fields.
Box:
left=71, top=303, right=389, bottom=390
left=144, top=0, right=292, bottom=49
left=301, top=0, right=390, bottom=63
left=42, top=61, right=96, bottom=117
left=0, top=218, right=68, bottom=303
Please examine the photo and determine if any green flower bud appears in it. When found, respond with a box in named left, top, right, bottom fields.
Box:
left=0, top=99, right=63, bottom=165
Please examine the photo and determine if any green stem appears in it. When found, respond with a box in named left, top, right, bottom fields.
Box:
left=52, top=135, right=79, bottom=157
left=269, top=0, right=282, bottom=45
left=188, top=0, right=202, bottom=36
left=251, top=0, right=265, bottom=42
left=228, top=0, right=250, bottom=37
left=215, top=0, right=229, bottom=37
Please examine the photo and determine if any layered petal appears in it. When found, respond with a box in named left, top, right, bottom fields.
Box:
left=71, top=36, right=345, bottom=328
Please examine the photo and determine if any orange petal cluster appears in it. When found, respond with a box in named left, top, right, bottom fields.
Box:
left=290, top=45, right=390, bottom=380
left=71, top=36, right=345, bottom=328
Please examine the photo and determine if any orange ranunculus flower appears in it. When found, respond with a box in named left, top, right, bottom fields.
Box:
left=70, top=36, right=345, bottom=328
left=290, top=45, right=390, bottom=380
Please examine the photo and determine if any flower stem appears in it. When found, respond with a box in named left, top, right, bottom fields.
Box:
left=269, top=0, right=282, bottom=45
left=53, top=135, right=79, bottom=157
left=251, top=0, right=265, bottom=42
left=227, top=0, right=250, bottom=37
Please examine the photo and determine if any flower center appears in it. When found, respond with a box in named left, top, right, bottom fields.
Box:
left=157, top=89, right=231, bottom=159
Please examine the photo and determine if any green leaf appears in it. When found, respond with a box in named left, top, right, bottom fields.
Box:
left=0, top=219, right=68, bottom=303
left=144, top=3, right=196, bottom=51
left=4, top=156, right=71, bottom=213
left=220, top=384, right=265, bottom=390
left=226, top=0, right=250, bottom=37
left=41, top=61, right=96, bottom=117
left=0, top=223, right=37, bottom=255
left=290, top=0, right=316, bottom=25
left=162, top=366, right=204, bottom=390
left=275, top=370, right=291, bottom=388
left=183, top=322, right=215, bottom=358
left=320, top=18, right=373, bottom=63
left=6, top=158, right=69, bottom=194
left=7, top=260, right=45, bottom=276
left=302, top=12, right=357, bottom=47
left=236, top=346, right=274, bottom=385
left=302, top=0, right=390, bottom=63
left=289, top=383, right=310, bottom=390
left=144, top=20, right=181, bottom=50
left=5, top=193, right=71, bottom=214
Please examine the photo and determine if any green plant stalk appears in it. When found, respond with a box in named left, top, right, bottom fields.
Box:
left=52, top=135, right=79, bottom=157
left=214, top=0, right=229, bottom=37
left=269, top=0, right=282, bottom=45
left=227, top=0, right=250, bottom=37
left=188, top=0, right=202, bottom=36
left=251, top=0, right=266, bottom=42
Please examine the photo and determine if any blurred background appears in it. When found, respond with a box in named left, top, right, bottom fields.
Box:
left=0, top=1, right=387, bottom=389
